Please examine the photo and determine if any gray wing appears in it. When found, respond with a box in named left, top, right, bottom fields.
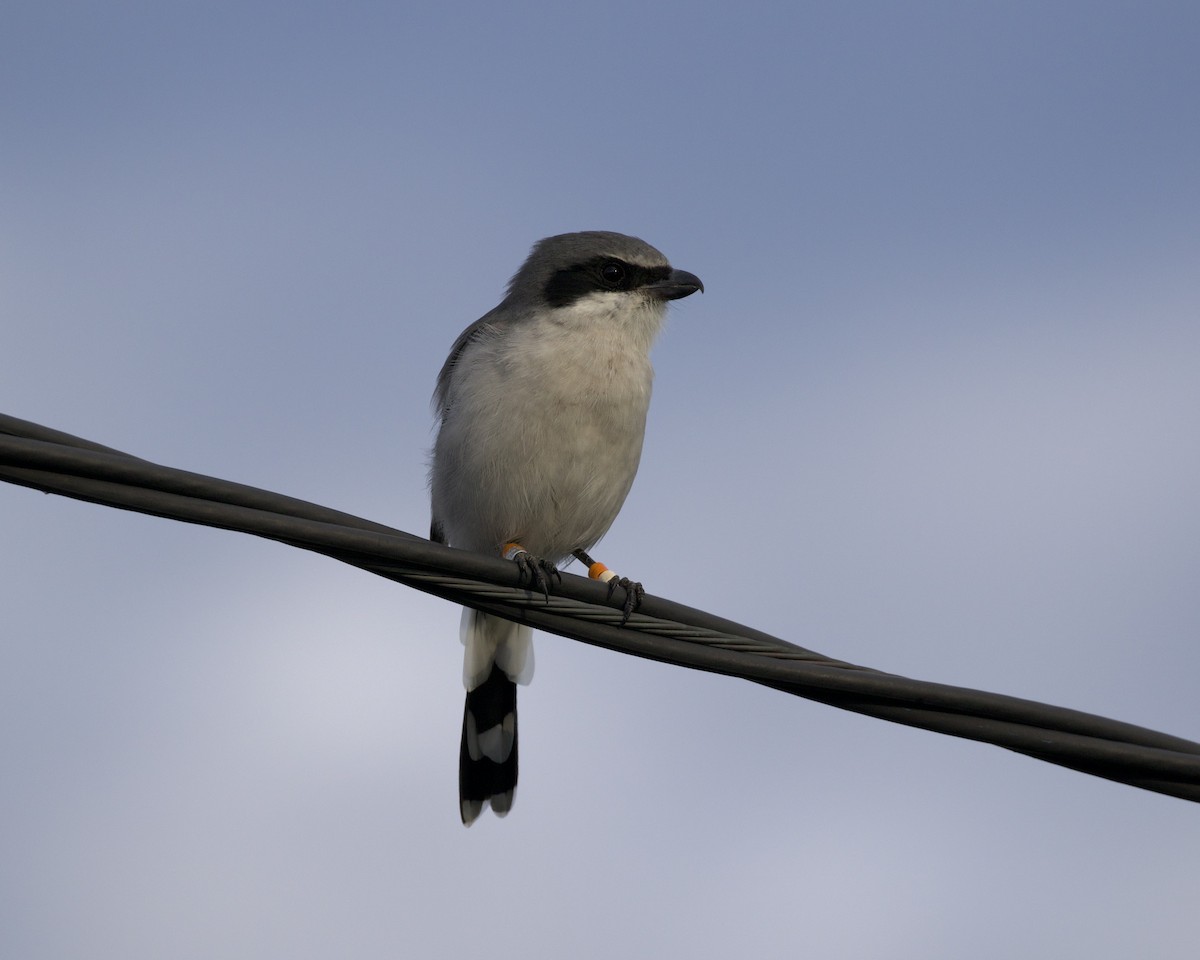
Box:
left=431, top=299, right=524, bottom=544
left=432, top=299, right=521, bottom=418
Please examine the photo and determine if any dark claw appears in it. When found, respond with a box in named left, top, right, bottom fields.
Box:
left=512, top=552, right=560, bottom=601
left=606, top=577, right=644, bottom=625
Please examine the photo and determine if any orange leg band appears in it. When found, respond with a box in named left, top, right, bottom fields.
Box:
left=588, top=561, right=618, bottom=584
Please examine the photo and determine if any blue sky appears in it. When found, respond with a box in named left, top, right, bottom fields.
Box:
left=3, top=3, right=1199, bottom=957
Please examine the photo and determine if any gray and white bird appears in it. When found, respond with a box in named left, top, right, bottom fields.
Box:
left=429, top=231, right=703, bottom=825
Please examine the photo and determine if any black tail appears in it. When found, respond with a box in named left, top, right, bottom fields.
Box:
left=459, top=663, right=519, bottom=825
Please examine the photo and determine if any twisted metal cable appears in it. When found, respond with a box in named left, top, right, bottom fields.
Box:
left=3, top=411, right=1199, bottom=802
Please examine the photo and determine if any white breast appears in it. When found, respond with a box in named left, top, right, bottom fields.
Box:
left=432, top=294, right=666, bottom=562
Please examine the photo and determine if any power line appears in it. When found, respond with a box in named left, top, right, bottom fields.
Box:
left=2, top=411, right=1198, bottom=802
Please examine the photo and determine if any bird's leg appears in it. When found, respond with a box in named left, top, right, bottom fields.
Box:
left=572, top=549, right=644, bottom=624
left=502, top=542, right=560, bottom=600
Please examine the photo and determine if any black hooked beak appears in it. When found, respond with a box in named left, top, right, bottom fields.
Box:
left=647, top=268, right=704, bottom=301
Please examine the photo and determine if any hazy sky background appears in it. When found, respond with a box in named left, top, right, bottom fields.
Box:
left=3, top=2, right=1199, bottom=957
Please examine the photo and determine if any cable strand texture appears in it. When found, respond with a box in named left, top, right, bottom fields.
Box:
left=2, top=411, right=1198, bottom=803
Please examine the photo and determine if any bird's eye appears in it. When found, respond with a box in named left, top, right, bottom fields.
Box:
left=600, top=261, right=626, bottom=287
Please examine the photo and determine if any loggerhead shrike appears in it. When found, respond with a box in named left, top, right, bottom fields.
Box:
left=429, top=231, right=703, bottom=825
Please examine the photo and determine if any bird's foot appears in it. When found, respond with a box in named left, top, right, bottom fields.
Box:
left=503, top=542, right=560, bottom=600
left=572, top=549, right=644, bottom=625
left=606, top=576, right=644, bottom=624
